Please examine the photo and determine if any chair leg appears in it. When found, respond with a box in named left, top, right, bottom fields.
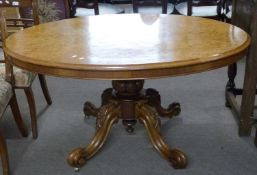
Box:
left=24, top=87, right=38, bottom=139
left=225, top=63, right=237, bottom=107
left=162, top=0, right=168, bottom=14
left=132, top=0, right=139, bottom=13
left=0, top=132, right=9, bottom=175
left=239, top=43, right=257, bottom=136
left=38, top=74, right=52, bottom=105
left=9, top=94, right=28, bottom=137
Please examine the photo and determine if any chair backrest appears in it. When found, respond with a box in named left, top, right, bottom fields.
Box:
left=132, top=0, right=168, bottom=14
left=0, top=0, right=38, bottom=49
left=38, top=0, right=71, bottom=21
left=0, top=0, right=39, bottom=24
left=0, top=0, right=38, bottom=83
left=0, top=9, right=16, bottom=83
left=187, top=0, right=223, bottom=19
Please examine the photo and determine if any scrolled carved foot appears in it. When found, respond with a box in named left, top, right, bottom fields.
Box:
left=68, top=102, right=120, bottom=169
left=153, top=101, right=181, bottom=118
left=83, top=102, right=99, bottom=117
left=169, top=149, right=187, bottom=169
left=67, top=148, right=87, bottom=168
left=145, top=88, right=181, bottom=118
left=136, top=104, right=187, bottom=169
left=167, top=102, right=181, bottom=117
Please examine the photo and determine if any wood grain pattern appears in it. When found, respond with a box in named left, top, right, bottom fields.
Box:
left=4, top=14, right=250, bottom=80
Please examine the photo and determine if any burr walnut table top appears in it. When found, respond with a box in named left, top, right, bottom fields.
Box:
left=4, top=14, right=250, bottom=80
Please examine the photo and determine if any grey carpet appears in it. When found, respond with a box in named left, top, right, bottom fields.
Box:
left=1, top=59, right=257, bottom=175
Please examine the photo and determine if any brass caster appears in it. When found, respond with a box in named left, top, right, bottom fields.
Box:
left=123, top=120, right=137, bottom=134
left=126, top=125, right=135, bottom=134
left=74, top=167, right=80, bottom=172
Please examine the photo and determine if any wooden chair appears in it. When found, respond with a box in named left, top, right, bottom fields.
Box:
left=238, top=4, right=257, bottom=146
left=174, top=0, right=223, bottom=20
left=132, top=0, right=169, bottom=14
left=20, top=0, right=71, bottom=23
left=74, top=0, right=124, bottom=16
left=0, top=0, right=52, bottom=139
left=0, top=11, right=28, bottom=175
left=225, top=0, right=257, bottom=144
left=0, top=82, right=28, bottom=175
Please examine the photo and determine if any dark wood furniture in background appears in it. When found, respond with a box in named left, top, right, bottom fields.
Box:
left=0, top=8, right=28, bottom=175
left=222, top=0, right=232, bottom=23
left=52, top=0, right=71, bottom=19
left=132, top=0, right=168, bottom=13
left=174, top=0, right=223, bottom=20
left=74, top=0, right=124, bottom=16
left=76, top=0, right=99, bottom=15
left=3, top=14, right=250, bottom=170
left=225, top=0, right=257, bottom=139
left=0, top=0, right=52, bottom=139
left=241, top=5, right=257, bottom=147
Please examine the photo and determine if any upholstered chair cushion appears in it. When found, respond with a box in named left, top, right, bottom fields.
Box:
left=176, top=2, right=219, bottom=17
left=38, top=0, right=68, bottom=23
left=75, top=3, right=124, bottom=16
left=0, top=63, right=36, bottom=87
left=0, top=79, right=12, bottom=116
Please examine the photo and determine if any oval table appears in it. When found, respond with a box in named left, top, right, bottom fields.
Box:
left=4, top=14, right=250, bottom=170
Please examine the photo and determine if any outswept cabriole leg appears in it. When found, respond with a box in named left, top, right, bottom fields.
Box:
left=83, top=102, right=99, bottom=118
left=83, top=88, right=114, bottom=118
left=67, top=102, right=120, bottom=168
left=145, top=88, right=181, bottom=118
left=136, top=103, right=187, bottom=169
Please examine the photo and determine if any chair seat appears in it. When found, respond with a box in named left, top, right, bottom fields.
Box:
left=0, top=64, right=36, bottom=87
left=75, top=3, right=125, bottom=16
left=176, top=2, right=219, bottom=17
left=0, top=79, right=12, bottom=116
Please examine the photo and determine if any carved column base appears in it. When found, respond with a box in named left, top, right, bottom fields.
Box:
left=68, top=80, right=187, bottom=170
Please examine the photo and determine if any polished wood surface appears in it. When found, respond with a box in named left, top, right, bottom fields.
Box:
left=4, top=14, right=250, bottom=80
left=3, top=14, right=251, bottom=170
